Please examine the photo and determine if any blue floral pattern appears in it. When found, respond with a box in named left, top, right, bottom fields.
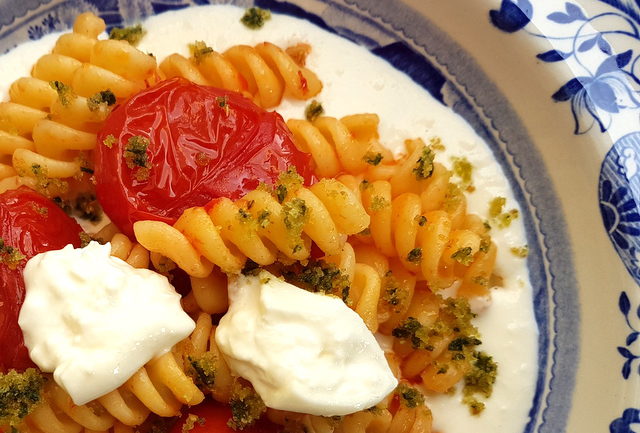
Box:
left=610, top=408, right=640, bottom=432
left=617, top=291, right=640, bottom=378
left=490, top=0, right=640, bottom=135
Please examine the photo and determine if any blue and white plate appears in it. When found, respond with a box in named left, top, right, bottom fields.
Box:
left=2, top=0, right=639, bottom=431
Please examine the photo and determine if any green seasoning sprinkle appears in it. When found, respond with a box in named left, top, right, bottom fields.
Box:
left=370, top=195, right=390, bottom=212
left=363, top=151, right=383, bottom=166
left=0, top=368, right=45, bottom=427
left=407, top=247, right=422, bottom=263
left=396, top=383, right=425, bottom=409
left=452, top=156, right=474, bottom=191
left=488, top=197, right=519, bottom=228
left=305, top=100, right=324, bottom=121
left=109, top=24, right=146, bottom=45
left=412, top=146, right=435, bottom=180
left=240, top=7, right=272, bottom=29
left=510, top=245, right=529, bottom=258
left=216, top=96, right=230, bottom=116
left=49, top=81, right=74, bottom=106
left=0, top=238, right=26, bottom=269
left=103, top=134, right=116, bottom=149
left=87, top=90, right=116, bottom=111
left=123, top=136, right=150, bottom=169
left=189, top=41, right=214, bottom=64
left=227, top=381, right=266, bottom=430
left=451, top=246, right=474, bottom=266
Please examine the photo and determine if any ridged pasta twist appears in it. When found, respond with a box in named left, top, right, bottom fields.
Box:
left=288, top=116, right=497, bottom=296
left=0, top=12, right=157, bottom=193
left=14, top=314, right=227, bottom=433
left=133, top=178, right=370, bottom=277
left=159, top=41, right=322, bottom=108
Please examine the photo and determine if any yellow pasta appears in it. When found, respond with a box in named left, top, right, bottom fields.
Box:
left=0, top=13, right=157, bottom=197
left=133, top=178, right=370, bottom=277
left=160, top=41, right=322, bottom=108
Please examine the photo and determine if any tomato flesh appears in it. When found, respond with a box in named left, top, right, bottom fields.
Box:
left=96, top=78, right=314, bottom=237
left=168, top=398, right=279, bottom=433
left=0, top=187, right=83, bottom=372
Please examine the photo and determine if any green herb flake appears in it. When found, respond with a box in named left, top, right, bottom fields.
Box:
left=282, top=198, right=308, bottom=238
left=188, top=353, right=216, bottom=391
left=359, top=179, right=371, bottom=191
left=109, top=24, right=146, bottom=45
left=510, top=245, right=529, bottom=258
left=451, top=246, right=474, bottom=266
left=103, top=134, right=116, bottom=149
left=87, top=90, right=116, bottom=112
left=363, top=151, right=383, bottom=166
left=0, top=368, right=46, bottom=427
left=430, top=136, right=445, bottom=151
left=0, top=239, right=26, bottom=270
left=228, top=380, right=266, bottom=430
left=370, top=195, right=389, bottom=212
left=305, top=100, right=324, bottom=121
left=240, top=7, right=272, bottom=29
left=283, top=260, right=350, bottom=302
left=396, top=383, right=425, bottom=409
left=123, top=135, right=151, bottom=170
left=49, top=80, right=74, bottom=106
left=189, top=40, right=214, bottom=64
left=417, top=215, right=427, bottom=226
left=488, top=197, right=519, bottom=228
left=406, top=247, right=422, bottom=263
left=412, top=146, right=435, bottom=180
left=452, top=156, right=474, bottom=191
left=257, top=210, right=271, bottom=228
left=462, top=351, right=498, bottom=415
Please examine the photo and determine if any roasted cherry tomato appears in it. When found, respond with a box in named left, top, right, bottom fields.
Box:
left=0, top=187, right=83, bottom=372
left=168, top=398, right=279, bottom=433
left=96, top=78, right=314, bottom=237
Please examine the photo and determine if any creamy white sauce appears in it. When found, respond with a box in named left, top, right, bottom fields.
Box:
left=0, top=6, right=538, bottom=433
left=216, top=270, right=397, bottom=416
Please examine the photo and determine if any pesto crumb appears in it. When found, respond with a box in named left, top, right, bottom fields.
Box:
left=103, top=134, right=116, bottom=149
left=123, top=135, right=151, bottom=170
left=451, top=246, right=474, bottom=266
left=0, top=368, right=46, bottom=427
left=109, top=24, right=145, bottom=45
left=407, top=247, right=422, bottom=263
left=510, top=245, right=529, bottom=258
left=370, top=195, right=389, bottom=212
left=188, top=353, right=216, bottom=391
left=182, top=414, right=205, bottom=433
left=189, top=40, right=214, bottom=63
left=396, top=383, right=425, bottom=408
left=463, top=351, right=498, bottom=415
left=363, top=151, right=383, bottom=166
left=412, top=145, right=435, bottom=180
left=417, top=215, right=427, bottom=226
left=228, top=380, right=266, bottom=430
left=195, top=152, right=211, bottom=166
left=452, top=156, right=474, bottom=191
left=430, top=136, right=445, bottom=151
left=257, top=210, right=271, bottom=228
left=282, top=198, right=308, bottom=238
left=359, top=179, right=371, bottom=191
left=49, top=80, right=74, bottom=106
left=488, top=197, right=519, bottom=228
left=283, top=260, right=350, bottom=302
left=87, top=90, right=116, bottom=111
left=240, top=7, right=271, bottom=29
left=0, top=238, right=26, bottom=269
left=305, top=100, right=324, bottom=121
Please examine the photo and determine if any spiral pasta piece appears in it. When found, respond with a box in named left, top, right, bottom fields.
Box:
left=133, top=179, right=370, bottom=277
left=287, top=114, right=393, bottom=178
left=159, top=41, right=322, bottom=108
left=17, top=313, right=221, bottom=433
left=0, top=12, right=157, bottom=193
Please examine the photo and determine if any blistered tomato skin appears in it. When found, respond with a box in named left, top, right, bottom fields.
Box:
left=0, top=187, right=83, bottom=372
left=168, top=398, right=279, bottom=433
left=96, top=78, right=314, bottom=237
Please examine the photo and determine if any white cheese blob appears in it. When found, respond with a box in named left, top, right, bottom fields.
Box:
left=215, top=270, right=398, bottom=416
left=18, top=241, right=195, bottom=405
